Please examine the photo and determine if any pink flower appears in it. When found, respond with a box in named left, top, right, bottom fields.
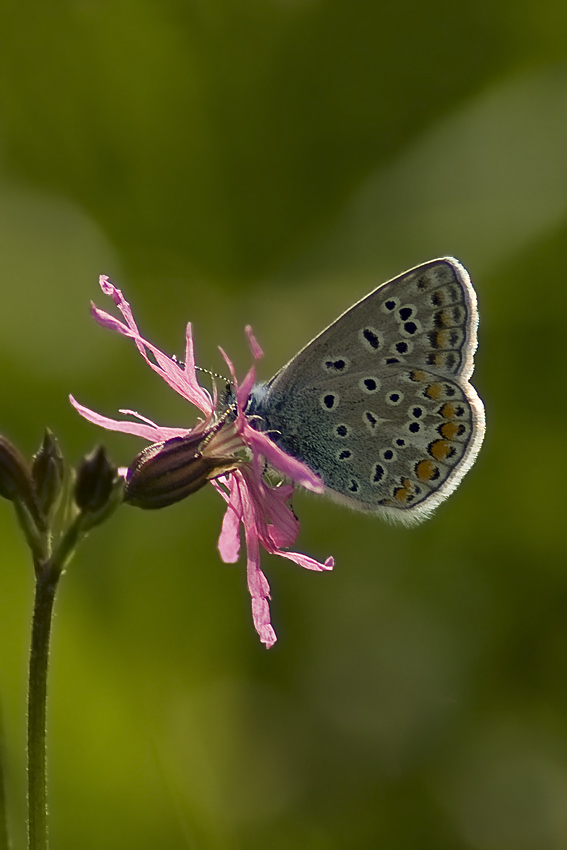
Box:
left=71, top=276, right=333, bottom=648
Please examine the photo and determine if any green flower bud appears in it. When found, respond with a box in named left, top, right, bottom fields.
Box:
left=32, top=429, right=65, bottom=520
left=0, top=436, right=34, bottom=504
left=75, top=446, right=118, bottom=513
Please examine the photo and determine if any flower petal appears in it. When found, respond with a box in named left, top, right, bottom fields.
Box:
left=70, top=395, right=192, bottom=443
left=94, top=280, right=214, bottom=416
left=245, top=325, right=263, bottom=360
left=237, top=473, right=278, bottom=648
left=244, top=428, right=324, bottom=493
left=70, top=395, right=163, bottom=440
left=217, top=478, right=242, bottom=563
left=264, top=500, right=299, bottom=549
left=274, top=550, right=335, bottom=571
left=90, top=304, right=130, bottom=336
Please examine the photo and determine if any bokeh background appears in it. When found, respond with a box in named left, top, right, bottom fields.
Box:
left=1, top=2, right=566, bottom=848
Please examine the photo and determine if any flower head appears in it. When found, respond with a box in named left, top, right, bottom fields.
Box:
left=71, top=277, right=333, bottom=648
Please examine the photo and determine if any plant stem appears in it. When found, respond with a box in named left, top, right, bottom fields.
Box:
left=0, top=697, right=11, bottom=850
left=27, top=563, right=61, bottom=850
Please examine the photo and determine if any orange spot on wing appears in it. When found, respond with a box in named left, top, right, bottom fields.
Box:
left=440, top=422, right=461, bottom=439
left=393, top=478, right=414, bottom=502
left=439, top=403, right=457, bottom=419
left=415, top=460, right=438, bottom=481
left=411, top=369, right=428, bottom=382
left=425, top=383, right=443, bottom=400
left=429, top=440, right=451, bottom=461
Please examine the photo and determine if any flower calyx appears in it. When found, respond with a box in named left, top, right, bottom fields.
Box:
left=125, top=421, right=244, bottom=509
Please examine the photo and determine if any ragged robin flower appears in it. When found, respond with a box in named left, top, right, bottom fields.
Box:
left=70, top=277, right=333, bottom=648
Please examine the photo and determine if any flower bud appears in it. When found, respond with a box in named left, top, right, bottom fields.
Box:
left=0, top=436, right=36, bottom=509
left=125, top=434, right=238, bottom=509
left=75, top=446, right=120, bottom=513
left=32, top=429, right=65, bottom=520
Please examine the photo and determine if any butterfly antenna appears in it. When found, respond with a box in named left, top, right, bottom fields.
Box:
left=171, top=355, right=232, bottom=382
left=171, top=355, right=234, bottom=408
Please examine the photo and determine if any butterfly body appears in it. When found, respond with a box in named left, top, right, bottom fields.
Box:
left=248, top=258, right=485, bottom=523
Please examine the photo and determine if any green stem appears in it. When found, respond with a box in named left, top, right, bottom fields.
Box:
left=27, top=563, right=61, bottom=850
left=0, top=697, right=11, bottom=850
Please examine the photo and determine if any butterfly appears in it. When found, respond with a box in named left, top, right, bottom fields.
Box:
left=247, top=258, right=485, bottom=523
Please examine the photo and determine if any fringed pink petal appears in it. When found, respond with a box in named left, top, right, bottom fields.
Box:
left=118, top=409, right=159, bottom=427
left=85, top=283, right=200, bottom=421
left=265, top=523, right=298, bottom=551
left=116, top=409, right=196, bottom=440
left=70, top=395, right=165, bottom=441
left=245, top=325, right=263, bottom=360
left=99, top=274, right=125, bottom=302
left=274, top=550, right=335, bottom=571
left=237, top=474, right=277, bottom=648
left=240, top=462, right=300, bottom=549
left=250, top=595, right=277, bottom=649
left=183, top=322, right=215, bottom=414
left=218, top=345, right=236, bottom=383
left=264, top=503, right=299, bottom=549
left=71, top=395, right=193, bottom=443
left=184, top=322, right=216, bottom=416
left=94, top=279, right=214, bottom=416
left=97, top=278, right=148, bottom=363
left=244, top=428, right=324, bottom=493
left=210, top=477, right=229, bottom=504
left=218, top=477, right=242, bottom=564
left=99, top=276, right=138, bottom=326
left=217, top=346, right=256, bottom=428
left=140, top=340, right=213, bottom=414
left=261, top=482, right=298, bottom=535
left=237, top=368, right=256, bottom=412
left=90, top=304, right=130, bottom=335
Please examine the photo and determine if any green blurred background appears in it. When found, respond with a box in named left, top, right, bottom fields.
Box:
left=1, top=1, right=566, bottom=848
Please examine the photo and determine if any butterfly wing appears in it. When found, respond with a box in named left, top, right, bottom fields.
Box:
left=256, top=257, right=485, bottom=523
